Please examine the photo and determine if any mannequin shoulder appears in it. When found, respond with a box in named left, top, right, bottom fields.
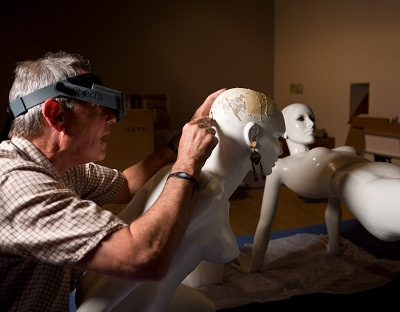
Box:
left=265, top=157, right=287, bottom=180
left=198, top=171, right=224, bottom=195
left=274, top=155, right=298, bottom=168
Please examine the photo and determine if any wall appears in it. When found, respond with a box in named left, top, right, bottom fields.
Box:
left=0, top=0, right=274, bottom=134
left=274, top=0, right=400, bottom=146
left=3, top=1, right=399, bottom=149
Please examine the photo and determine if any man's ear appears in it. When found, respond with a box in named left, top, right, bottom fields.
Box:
left=42, top=99, right=65, bottom=132
left=243, top=122, right=259, bottom=147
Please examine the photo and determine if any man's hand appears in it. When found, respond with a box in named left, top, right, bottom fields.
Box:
left=191, top=88, right=226, bottom=120
left=170, top=88, right=226, bottom=179
left=174, top=116, right=218, bottom=179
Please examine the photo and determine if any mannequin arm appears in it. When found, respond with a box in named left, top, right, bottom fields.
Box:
left=325, top=196, right=342, bottom=254
left=231, top=173, right=282, bottom=273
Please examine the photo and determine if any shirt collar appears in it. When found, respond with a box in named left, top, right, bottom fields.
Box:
left=10, top=137, right=62, bottom=179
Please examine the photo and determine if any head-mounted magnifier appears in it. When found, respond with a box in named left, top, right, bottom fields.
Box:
left=8, top=73, right=126, bottom=122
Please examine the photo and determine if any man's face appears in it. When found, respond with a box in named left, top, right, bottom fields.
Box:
left=66, top=102, right=117, bottom=164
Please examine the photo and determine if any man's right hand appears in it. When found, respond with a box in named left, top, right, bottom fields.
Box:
left=174, top=116, right=218, bottom=180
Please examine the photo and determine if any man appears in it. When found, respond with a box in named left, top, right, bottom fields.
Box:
left=0, top=51, right=224, bottom=311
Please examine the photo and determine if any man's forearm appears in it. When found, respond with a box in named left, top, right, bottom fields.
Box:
left=122, top=143, right=178, bottom=198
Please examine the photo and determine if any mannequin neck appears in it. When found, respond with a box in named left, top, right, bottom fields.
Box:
left=286, top=140, right=310, bottom=155
left=202, top=137, right=250, bottom=197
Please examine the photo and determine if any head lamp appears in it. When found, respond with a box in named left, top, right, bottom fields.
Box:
left=8, top=73, right=126, bottom=122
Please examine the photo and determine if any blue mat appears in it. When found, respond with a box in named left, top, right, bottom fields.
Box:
left=236, top=222, right=328, bottom=247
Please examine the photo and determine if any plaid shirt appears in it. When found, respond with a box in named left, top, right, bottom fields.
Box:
left=0, top=138, right=127, bottom=311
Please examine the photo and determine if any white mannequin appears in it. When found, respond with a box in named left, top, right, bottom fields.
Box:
left=75, top=88, right=285, bottom=311
left=232, top=103, right=400, bottom=274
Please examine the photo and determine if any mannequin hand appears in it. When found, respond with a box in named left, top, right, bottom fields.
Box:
left=229, top=244, right=257, bottom=274
left=230, top=256, right=253, bottom=274
left=320, top=235, right=343, bottom=255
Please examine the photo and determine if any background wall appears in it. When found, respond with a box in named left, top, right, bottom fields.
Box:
left=2, top=0, right=399, bottom=148
left=0, top=0, right=274, bottom=133
left=274, top=0, right=400, bottom=146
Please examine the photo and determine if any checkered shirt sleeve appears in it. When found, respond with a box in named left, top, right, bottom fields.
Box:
left=0, top=138, right=132, bottom=311
left=0, top=138, right=127, bottom=265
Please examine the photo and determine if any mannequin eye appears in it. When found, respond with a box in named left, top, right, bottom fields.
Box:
left=296, top=116, right=305, bottom=121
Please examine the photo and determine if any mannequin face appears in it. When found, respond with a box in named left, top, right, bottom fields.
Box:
left=282, top=103, right=315, bottom=145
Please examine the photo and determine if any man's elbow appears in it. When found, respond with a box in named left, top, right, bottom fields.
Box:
left=126, top=253, right=171, bottom=281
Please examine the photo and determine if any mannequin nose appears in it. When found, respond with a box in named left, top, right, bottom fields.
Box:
left=306, top=118, right=314, bottom=128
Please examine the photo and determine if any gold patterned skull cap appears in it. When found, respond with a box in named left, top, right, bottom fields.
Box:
left=210, top=88, right=276, bottom=123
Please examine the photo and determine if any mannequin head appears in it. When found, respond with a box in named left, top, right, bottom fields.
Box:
left=208, top=88, right=285, bottom=181
left=282, top=103, right=316, bottom=148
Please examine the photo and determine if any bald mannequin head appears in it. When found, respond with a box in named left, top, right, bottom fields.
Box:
left=282, top=103, right=316, bottom=150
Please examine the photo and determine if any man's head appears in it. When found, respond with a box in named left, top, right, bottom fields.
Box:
left=7, top=51, right=126, bottom=140
left=8, top=52, right=91, bottom=139
left=6, top=51, right=125, bottom=169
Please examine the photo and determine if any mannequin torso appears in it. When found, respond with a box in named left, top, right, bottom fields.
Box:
left=277, top=146, right=367, bottom=198
left=232, top=103, right=400, bottom=274
left=75, top=88, right=285, bottom=311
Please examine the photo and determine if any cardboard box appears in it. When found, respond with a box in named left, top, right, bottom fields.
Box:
left=346, top=115, right=400, bottom=157
left=365, top=134, right=400, bottom=159
left=127, top=94, right=170, bottom=130
left=96, top=109, right=154, bottom=214
left=97, top=109, right=154, bottom=171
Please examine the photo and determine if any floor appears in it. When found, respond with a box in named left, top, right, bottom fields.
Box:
left=229, top=185, right=355, bottom=236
